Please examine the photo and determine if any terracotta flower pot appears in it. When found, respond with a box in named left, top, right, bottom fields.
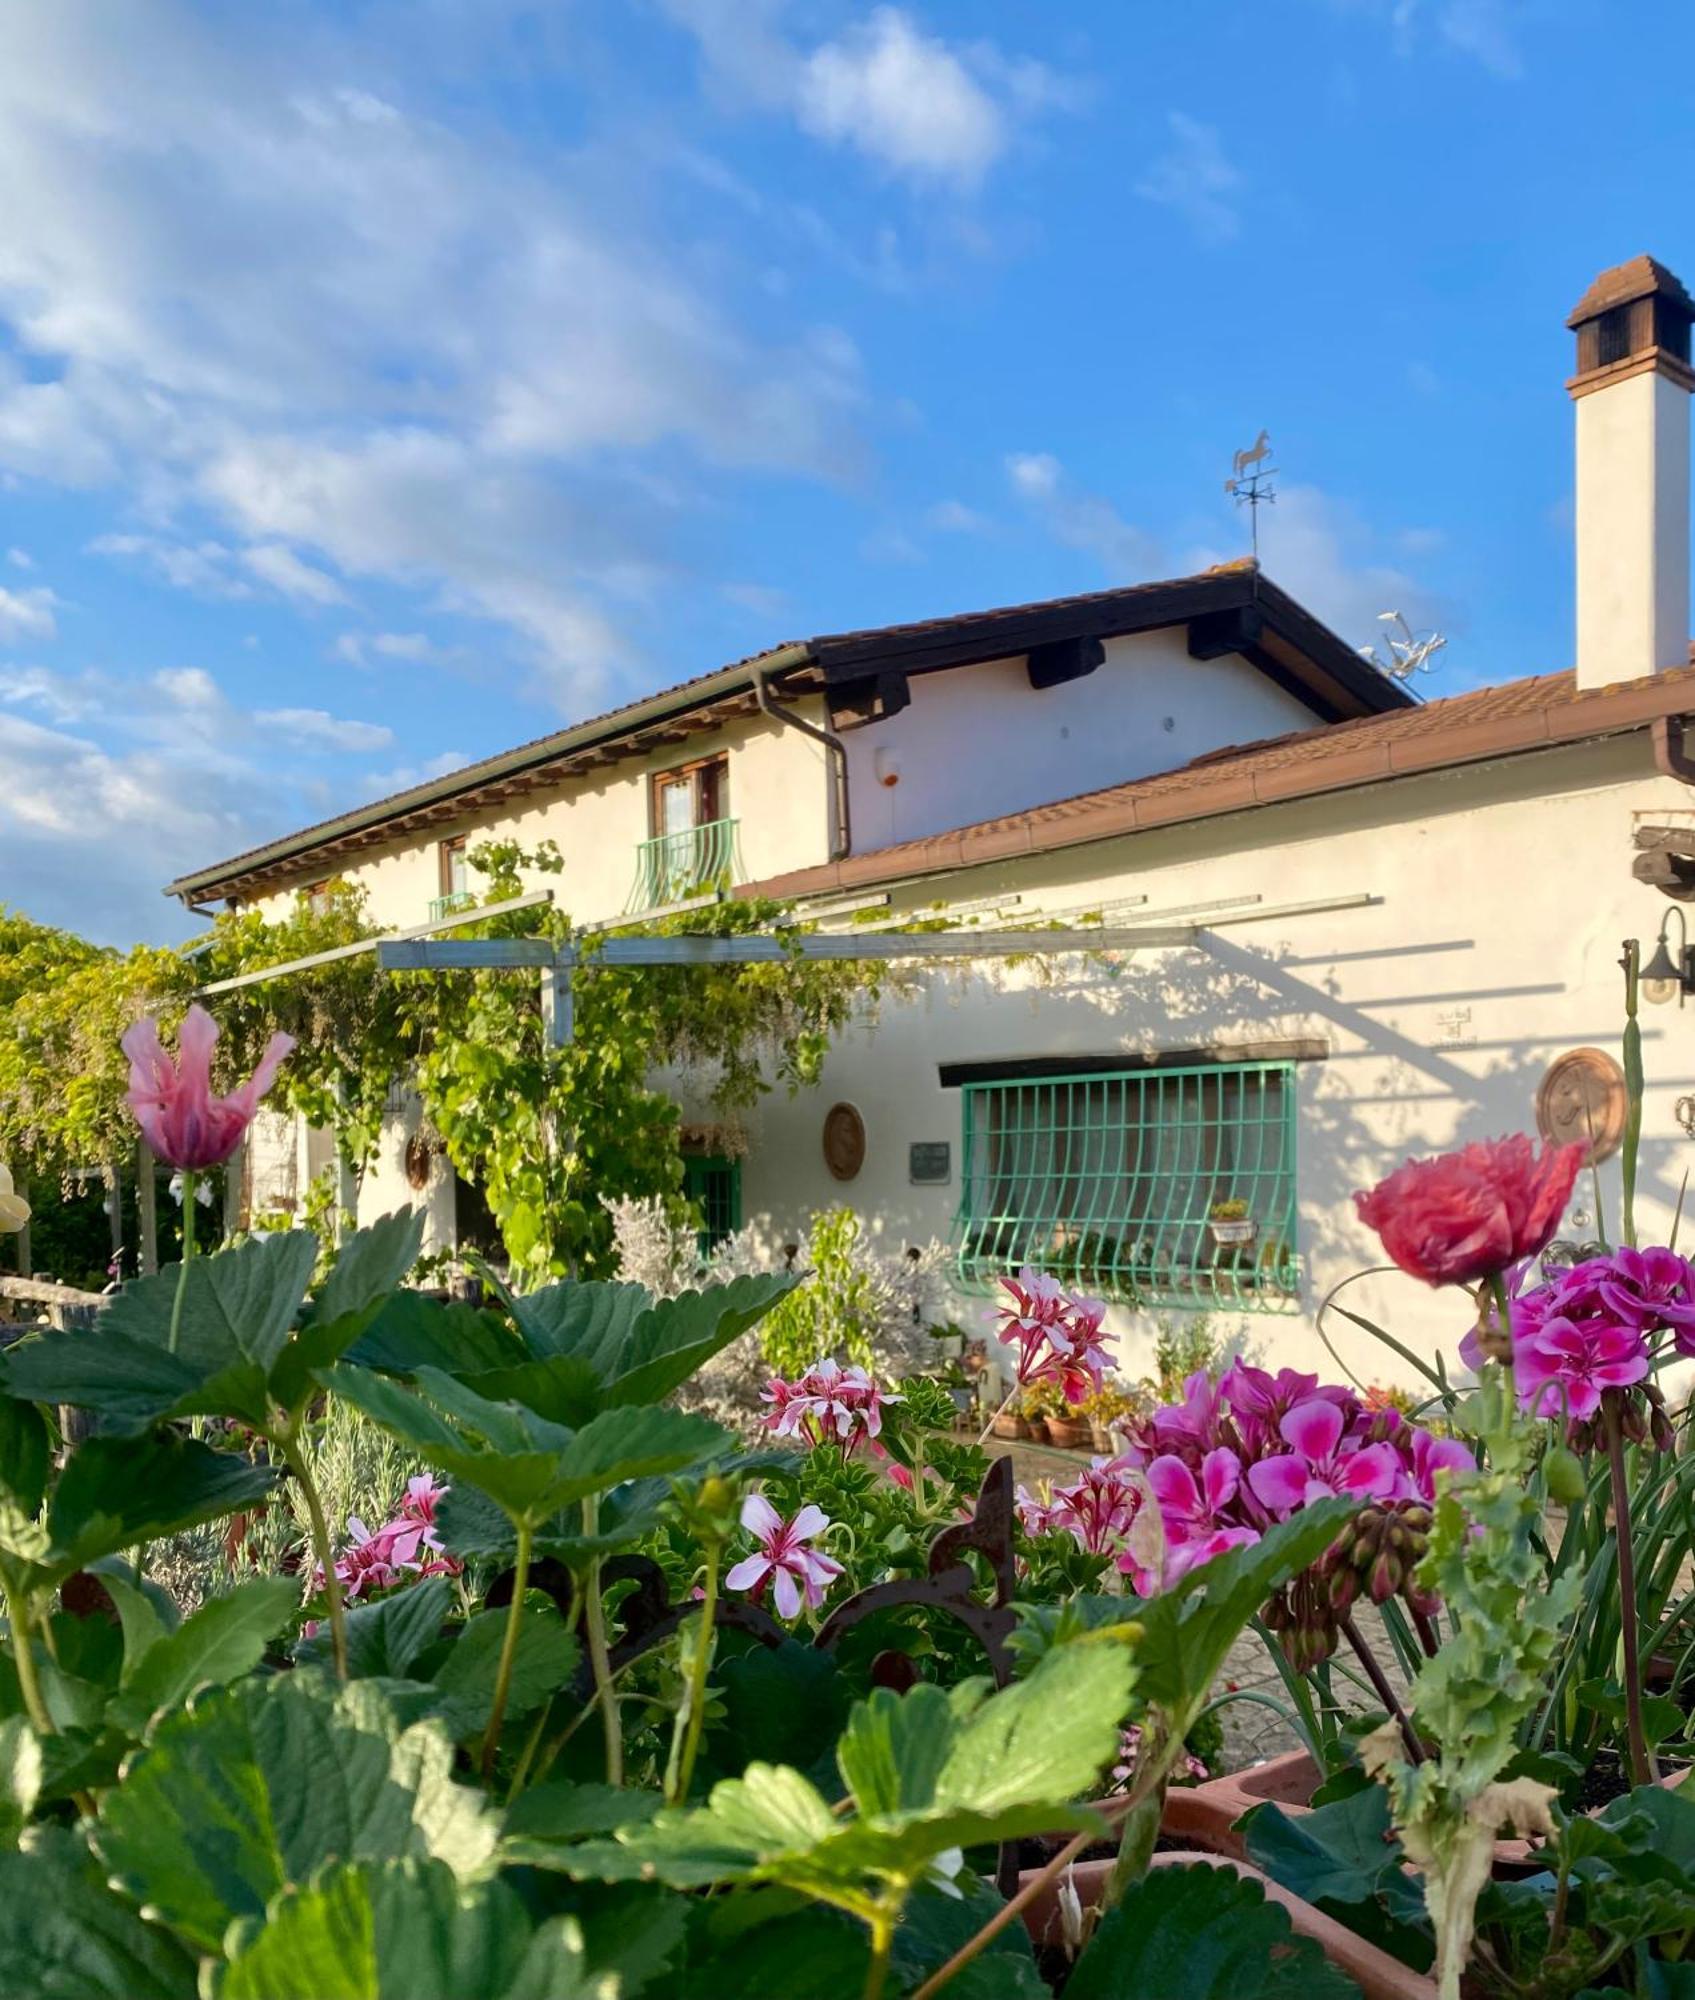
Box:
left=1044, top=1416, right=1094, bottom=1451
left=989, top=1410, right=1024, bottom=1440
left=1164, top=1748, right=1689, bottom=1873
left=1017, top=1851, right=1435, bottom=2000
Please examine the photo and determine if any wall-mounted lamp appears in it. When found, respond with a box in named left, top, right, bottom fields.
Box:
left=1641, top=908, right=1695, bottom=1006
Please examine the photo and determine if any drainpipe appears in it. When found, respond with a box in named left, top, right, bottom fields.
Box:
left=753, top=656, right=852, bottom=863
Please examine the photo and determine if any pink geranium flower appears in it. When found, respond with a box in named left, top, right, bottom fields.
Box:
left=1514, top=1314, right=1650, bottom=1422
left=760, top=1358, right=901, bottom=1455
left=1355, top=1135, right=1584, bottom=1288
left=1046, top=1460, right=1140, bottom=1556
left=991, top=1269, right=1116, bottom=1403
left=725, top=1495, right=843, bottom=1619
left=1400, top=1426, right=1473, bottom=1502
left=122, top=1003, right=295, bottom=1172
left=1135, top=1447, right=1260, bottom=1591
left=1247, top=1399, right=1402, bottom=1517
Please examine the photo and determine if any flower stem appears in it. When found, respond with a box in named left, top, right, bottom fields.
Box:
left=481, top=1520, right=532, bottom=1781
left=582, top=1497, right=623, bottom=1786
left=975, top=1384, right=1019, bottom=1449
left=1603, top=1393, right=1655, bottom=1788
left=279, top=1427, right=347, bottom=1682
left=666, top=1543, right=720, bottom=1807
left=910, top=1824, right=1095, bottom=2000
left=862, top=1912, right=894, bottom=2000
left=167, top=1171, right=196, bottom=1355
left=1341, top=1615, right=1423, bottom=1763
left=4, top=1583, right=54, bottom=1738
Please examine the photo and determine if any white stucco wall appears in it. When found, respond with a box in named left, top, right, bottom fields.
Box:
left=716, top=736, right=1695, bottom=1389
left=251, top=703, right=833, bottom=932
left=840, top=632, right=1319, bottom=852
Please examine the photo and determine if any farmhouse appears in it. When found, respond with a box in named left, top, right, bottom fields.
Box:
left=165, top=256, right=1695, bottom=1377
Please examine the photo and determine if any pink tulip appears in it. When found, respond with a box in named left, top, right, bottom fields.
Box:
left=122, top=1003, right=294, bottom=1171
left=725, top=1494, right=843, bottom=1619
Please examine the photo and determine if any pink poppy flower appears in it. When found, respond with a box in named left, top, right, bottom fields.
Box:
left=121, top=1004, right=295, bottom=1172
left=725, top=1494, right=843, bottom=1619
left=1247, top=1399, right=1403, bottom=1517
left=1355, top=1135, right=1584, bottom=1288
left=1514, top=1315, right=1650, bottom=1422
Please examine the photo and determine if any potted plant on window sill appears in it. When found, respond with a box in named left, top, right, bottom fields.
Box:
left=1207, top=1197, right=1258, bottom=1248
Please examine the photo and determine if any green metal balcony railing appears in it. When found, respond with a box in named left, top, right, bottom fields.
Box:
left=626, top=816, right=743, bottom=915
left=427, top=891, right=476, bottom=922
left=953, top=1060, right=1300, bottom=1312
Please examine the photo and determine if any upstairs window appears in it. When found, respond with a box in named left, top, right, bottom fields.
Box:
left=432, top=836, right=473, bottom=919
left=652, top=754, right=729, bottom=838
left=954, top=1061, right=1299, bottom=1311
left=630, top=755, right=741, bottom=912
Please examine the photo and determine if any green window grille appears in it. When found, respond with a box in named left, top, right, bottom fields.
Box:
left=683, top=1154, right=742, bottom=1258
left=626, top=817, right=744, bottom=914
left=427, top=891, right=476, bottom=922
left=953, top=1061, right=1300, bottom=1312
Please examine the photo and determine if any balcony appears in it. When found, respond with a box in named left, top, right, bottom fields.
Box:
left=626, top=817, right=744, bottom=915
left=427, top=891, right=476, bottom=923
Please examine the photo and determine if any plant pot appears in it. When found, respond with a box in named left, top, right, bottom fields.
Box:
left=1017, top=1851, right=1435, bottom=2000
left=1208, top=1218, right=1258, bottom=1247
left=1166, top=1749, right=1690, bottom=1875
left=1088, top=1419, right=1114, bottom=1453
left=989, top=1410, right=1024, bottom=1441
left=1044, top=1416, right=1094, bottom=1451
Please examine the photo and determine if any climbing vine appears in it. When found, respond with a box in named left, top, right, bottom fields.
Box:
left=1, top=844, right=897, bottom=1284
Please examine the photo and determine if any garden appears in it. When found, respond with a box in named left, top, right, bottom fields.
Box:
left=5, top=934, right=1695, bottom=1997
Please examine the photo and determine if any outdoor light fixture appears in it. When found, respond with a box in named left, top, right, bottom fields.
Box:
left=1640, top=908, right=1695, bottom=1006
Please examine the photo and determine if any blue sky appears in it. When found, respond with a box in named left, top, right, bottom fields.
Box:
left=0, top=0, right=1686, bottom=942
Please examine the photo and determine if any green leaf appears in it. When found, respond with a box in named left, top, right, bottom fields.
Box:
left=94, top=1674, right=500, bottom=1953
left=1128, top=1499, right=1356, bottom=1718
left=1066, top=1862, right=1362, bottom=1999
left=107, top=1576, right=300, bottom=1739
left=92, top=1563, right=179, bottom=1681
left=504, top=1782, right=665, bottom=1841
left=326, top=1365, right=733, bottom=1529
left=214, top=1858, right=611, bottom=2000
left=1244, top=1794, right=1431, bottom=1964
left=548, top=1636, right=1133, bottom=1903
left=0, top=1394, right=49, bottom=1516
left=0, top=1826, right=197, bottom=1998
left=429, top=1601, right=579, bottom=1741
left=5, top=1232, right=318, bottom=1430
left=269, top=1209, right=427, bottom=1409
left=0, top=1716, right=41, bottom=1846
left=348, top=1290, right=521, bottom=1379
left=38, top=1434, right=279, bottom=1590
left=296, top=1575, right=453, bottom=1680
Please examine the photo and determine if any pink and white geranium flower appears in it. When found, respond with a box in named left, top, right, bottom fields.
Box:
left=725, top=1494, right=843, bottom=1619
left=1247, top=1399, right=1402, bottom=1517
left=992, top=1269, right=1116, bottom=1404
left=760, top=1357, right=901, bottom=1454
left=1045, top=1459, right=1140, bottom=1556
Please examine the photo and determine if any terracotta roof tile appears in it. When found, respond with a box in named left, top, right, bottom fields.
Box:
left=747, top=662, right=1695, bottom=901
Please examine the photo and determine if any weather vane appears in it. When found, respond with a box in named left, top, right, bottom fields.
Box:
left=1224, top=430, right=1277, bottom=558
left=1356, top=609, right=1447, bottom=682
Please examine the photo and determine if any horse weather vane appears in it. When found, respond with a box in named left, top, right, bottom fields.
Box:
left=1224, top=429, right=1277, bottom=558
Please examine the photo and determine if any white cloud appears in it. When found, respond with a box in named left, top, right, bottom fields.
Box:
left=664, top=1, right=1060, bottom=188
left=1005, top=452, right=1162, bottom=578
left=362, top=748, right=471, bottom=795
left=0, top=583, right=58, bottom=643
left=1134, top=113, right=1242, bottom=244
left=926, top=498, right=992, bottom=533
left=153, top=665, right=221, bottom=712
left=798, top=9, right=1005, bottom=187
left=0, top=1, right=868, bottom=709
left=255, top=706, right=394, bottom=752
left=1331, top=0, right=1525, bottom=77
left=5, top=546, right=32, bottom=569
left=333, top=629, right=438, bottom=666
left=238, top=542, right=348, bottom=606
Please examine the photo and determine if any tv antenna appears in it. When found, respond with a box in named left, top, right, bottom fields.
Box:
left=1357, top=609, right=1447, bottom=682
left=1224, top=429, right=1277, bottom=558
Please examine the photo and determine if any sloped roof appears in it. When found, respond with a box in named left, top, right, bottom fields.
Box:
left=746, top=662, right=1695, bottom=901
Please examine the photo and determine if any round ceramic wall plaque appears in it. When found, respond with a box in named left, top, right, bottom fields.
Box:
left=1535, top=1046, right=1628, bottom=1165
left=822, top=1102, right=866, bottom=1182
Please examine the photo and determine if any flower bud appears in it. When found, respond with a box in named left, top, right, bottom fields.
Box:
left=1541, top=1444, right=1586, bottom=1505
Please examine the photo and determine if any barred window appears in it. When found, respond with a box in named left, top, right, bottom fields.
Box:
left=953, top=1062, right=1299, bottom=1311
left=683, top=1154, right=742, bottom=1257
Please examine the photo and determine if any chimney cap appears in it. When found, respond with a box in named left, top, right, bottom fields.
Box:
left=1567, top=254, right=1695, bottom=329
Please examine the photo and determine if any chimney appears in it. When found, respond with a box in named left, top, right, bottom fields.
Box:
left=1569, top=256, right=1695, bottom=690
